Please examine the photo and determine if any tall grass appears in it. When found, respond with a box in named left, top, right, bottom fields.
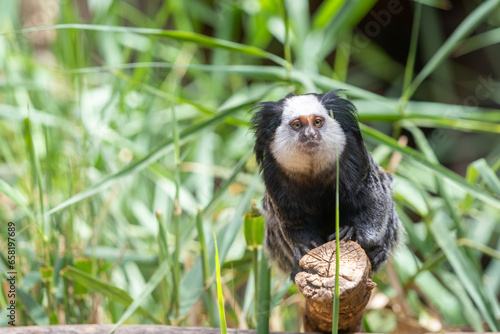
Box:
left=0, top=0, right=499, bottom=332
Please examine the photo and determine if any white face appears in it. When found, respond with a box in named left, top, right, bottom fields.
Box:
left=270, top=95, right=346, bottom=176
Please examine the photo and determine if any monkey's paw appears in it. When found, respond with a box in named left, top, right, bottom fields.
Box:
left=293, top=240, right=322, bottom=263
left=327, top=225, right=354, bottom=242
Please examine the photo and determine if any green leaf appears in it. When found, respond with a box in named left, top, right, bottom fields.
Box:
left=403, top=2, right=422, bottom=93
left=17, top=287, right=49, bottom=326
left=73, top=258, right=92, bottom=297
left=109, top=258, right=172, bottom=332
left=213, top=232, right=227, bottom=334
left=14, top=24, right=288, bottom=67
left=394, top=177, right=429, bottom=217
left=60, top=266, right=161, bottom=324
left=462, top=163, right=481, bottom=212
left=430, top=213, right=498, bottom=331
left=471, top=159, right=500, bottom=196
left=408, top=117, right=500, bottom=134
left=45, top=106, right=244, bottom=217
left=360, top=123, right=500, bottom=210
left=404, top=0, right=500, bottom=100
left=0, top=178, right=33, bottom=219
left=312, top=0, right=345, bottom=29
left=456, top=27, right=500, bottom=57
left=413, top=0, right=452, bottom=10
left=178, top=172, right=261, bottom=317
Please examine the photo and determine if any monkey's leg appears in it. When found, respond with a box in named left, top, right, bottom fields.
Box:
left=367, top=246, right=389, bottom=271
left=264, top=215, right=295, bottom=273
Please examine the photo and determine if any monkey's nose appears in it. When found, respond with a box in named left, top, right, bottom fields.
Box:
left=300, top=127, right=318, bottom=141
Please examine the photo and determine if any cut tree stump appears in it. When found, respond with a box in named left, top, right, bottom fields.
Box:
left=294, top=240, right=376, bottom=333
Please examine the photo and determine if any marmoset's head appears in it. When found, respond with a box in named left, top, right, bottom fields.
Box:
left=251, top=90, right=366, bottom=176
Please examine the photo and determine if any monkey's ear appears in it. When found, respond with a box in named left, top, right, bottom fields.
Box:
left=320, top=89, right=344, bottom=104
left=319, top=90, right=356, bottom=120
left=250, top=102, right=283, bottom=165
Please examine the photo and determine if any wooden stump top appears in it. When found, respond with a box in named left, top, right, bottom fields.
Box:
left=295, top=240, right=376, bottom=333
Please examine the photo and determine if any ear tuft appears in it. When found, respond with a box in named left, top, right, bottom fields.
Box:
left=319, top=90, right=357, bottom=118
left=250, top=101, right=283, bottom=165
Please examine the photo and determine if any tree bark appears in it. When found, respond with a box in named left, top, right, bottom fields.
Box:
left=294, top=240, right=376, bottom=333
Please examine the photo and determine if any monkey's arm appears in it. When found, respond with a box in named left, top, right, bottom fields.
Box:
left=343, top=171, right=400, bottom=271
left=263, top=193, right=324, bottom=275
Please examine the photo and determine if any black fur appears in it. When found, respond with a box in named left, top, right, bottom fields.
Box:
left=251, top=90, right=401, bottom=278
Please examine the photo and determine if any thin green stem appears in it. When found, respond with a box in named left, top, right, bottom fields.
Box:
left=156, top=211, right=171, bottom=323
left=253, top=248, right=259, bottom=321
left=257, top=251, right=270, bottom=334
left=213, top=232, right=227, bottom=334
left=196, top=207, right=215, bottom=326
left=171, top=83, right=181, bottom=317
left=402, top=2, right=422, bottom=102
left=403, top=0, right=500, bottom=100
left=24, top=117, right=48, bottom=263
left=281, top=0, right=293, bottom=74
left=172, top=200, right=181, bottom=317
left=332, top=110, right=340, bottom=334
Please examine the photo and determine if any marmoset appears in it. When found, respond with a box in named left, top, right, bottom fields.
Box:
left=251, top=90, right=401, bottom=277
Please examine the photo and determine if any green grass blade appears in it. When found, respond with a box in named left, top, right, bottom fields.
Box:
left=171, top=92, right=181, bottom=317
left=455, top=27, right=500, bottom=57
left=156, top=211, right=172, bottom=319
left=109, top=259, right=172, bottom=333
left=471, top=159, right=500, bottom=196
left=280, top=0, right=292, bottom=68
left=332, top=111, right=340, bottom=334
left=196, top=207, right=216, bottom=326
left=360, top=123, right=500, bottom=210
left=404, top=122, right=465, bottom=233
left=312, top=0, right=345, bottom=30
left=316, top=0, right=378, bottom=60
left=0, top=178, right=33, bottom=219
left=45, top=106, right=243, bottom=217
left=407, top=117, right=500, bottom=134
left=0, top=104, right=67, bottom=127
left=355, top=99, right=500, bottom=123
left=402, top=1, right=422, bottom=94
left=213, top=232, right=227, bottom=334
left=68, top=63, right=393, bottom=105
left=203, top=150, right=253, bottom=216
left=60, top=266, right=161, bottom=324
left=459, top=238, right=500, bottom=261
left=333, top=31, right=351, bottom=82
left=13, top=24, right=288, bottom=67
left=404, top=0, right=500, bottom=100
left=332, top=223, right=340, bottom=330
left=413, top=0, right=452, bottom=9
left=24, top=117, right=48, bottom=257
left=178, top=172, right=260, bottom=318
left=17, top=287, right=49, bottom=326
left=430, top=215, right=499, bottom=331
left=243, top=204, right=265, bottom=321
left=437, top=271, right=485, bottom=331
left=295, top=69, right=395, bottom=103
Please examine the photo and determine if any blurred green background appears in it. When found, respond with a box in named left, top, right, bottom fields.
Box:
left=1, top=0, right=500, bottom=332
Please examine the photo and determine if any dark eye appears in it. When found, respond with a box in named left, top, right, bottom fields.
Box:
left=314, top=118, right=323, bottom=127
left=292, top=121, right=302, bottom=130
